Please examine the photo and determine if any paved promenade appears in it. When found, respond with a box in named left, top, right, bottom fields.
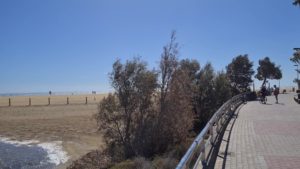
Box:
left=215, top=93, right=300, bottom=169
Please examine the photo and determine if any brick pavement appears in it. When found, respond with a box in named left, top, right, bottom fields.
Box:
left=215, top=93, right=300, bottom=169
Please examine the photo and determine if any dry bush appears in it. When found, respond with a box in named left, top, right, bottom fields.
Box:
left=96, top=58, right=158, bottom=159
left=96, top=32, right=195, bottom=163
left=109, top=160, right=136, bottom=169
left=152, top=156, right=178, bottom=169
left=67, top=150, right=112, bottom=169
left=133, top=157, right=153, bottom=169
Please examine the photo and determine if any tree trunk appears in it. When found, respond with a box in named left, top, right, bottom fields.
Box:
left=262, top=78, right=267, bottom=87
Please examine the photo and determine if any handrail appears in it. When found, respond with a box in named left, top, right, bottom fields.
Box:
left=176, top=93, right=245, bottom=169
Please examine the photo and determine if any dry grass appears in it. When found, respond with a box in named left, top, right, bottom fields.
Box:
left=0, top=94, right=108, bottom=168
left=0, top=94, right=107, bottom=106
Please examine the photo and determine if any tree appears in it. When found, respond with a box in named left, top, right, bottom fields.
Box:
left=179, top=59, right=200, bottom=81
left=158, top=30, right=178, bottom=117
left=255, top=57, right=282, bottom=87
left=214, top=71, right=232, bottom=107
left=178, top=59, right=200, bottom=111
left=95, top=31, right=246, bottom=167
left=194, top=63, right=216, bottom=130
left=290, top=49, right=300, bottom=89
left=226, top=55, right=254, bottom=93
left=166, top=66, right=194, bottom=144
left=96, top=58, right=158, bottom=159
left=152, top=31, right=194, bottom=155
left=293, top=0, right=300, bottom=6
left=96, top=32, right=194, bottom=161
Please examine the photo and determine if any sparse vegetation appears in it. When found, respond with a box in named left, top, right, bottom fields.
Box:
left=93, top=32, right=236, bottom=168
left=67, top=33, right=283, bottom=169
left=94, top=32, right=195, bottom=168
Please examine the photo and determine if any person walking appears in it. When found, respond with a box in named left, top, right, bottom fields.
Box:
left=273, top=85, right=279, bottom=104
left=260, top=85, right=267, bottom=104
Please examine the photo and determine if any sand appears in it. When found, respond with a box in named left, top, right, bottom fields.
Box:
left=0, top=95, right=107, bottom=168
left=0, top=94, right=107, bottom=106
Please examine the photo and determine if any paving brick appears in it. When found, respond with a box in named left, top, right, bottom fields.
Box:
left=215, top=93, right=300, bottom=169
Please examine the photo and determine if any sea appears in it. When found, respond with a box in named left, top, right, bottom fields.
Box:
left=0, top=137, right=69, bottom=169
left=0, top=91, right=85, bottom=168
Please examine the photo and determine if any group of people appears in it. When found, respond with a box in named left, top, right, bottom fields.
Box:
left=260, top=85, right=280, bottom=104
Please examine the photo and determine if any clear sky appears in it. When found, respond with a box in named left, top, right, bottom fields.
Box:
left=0, top=0, right=299, bottom=93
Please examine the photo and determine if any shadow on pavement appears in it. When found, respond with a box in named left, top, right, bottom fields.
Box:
left=205, top=103, right=245, bottom=169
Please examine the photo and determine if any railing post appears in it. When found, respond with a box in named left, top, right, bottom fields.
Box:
left=200, top=143, right=206, bottom=167
left=210, top=125, right=214, bottom=145
left=48, top=97, right=50, bottom=105
left=9, top=98, right=11, bottom=106
left=67, top=97, right=69, bottom=105
left=176, top=94, right=244, bottom=169
left=29, top=98, right=31, bottom=106
left=217, top=118, right=220, bottom=133
left=85, top=97, right=88, bottom=104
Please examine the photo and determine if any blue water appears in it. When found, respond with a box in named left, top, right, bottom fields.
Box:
left=0, top=142, right=55, bottom=169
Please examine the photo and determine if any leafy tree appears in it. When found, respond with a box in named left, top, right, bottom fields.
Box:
left=290, top=49, right=300, bottom=89
left=95, top=31, right=246, bottom=168
left=215, top=71, right=232, bottom=107
left=96, top=58, right=158, bottom=159
left=226, top=55, right=254, bottom=93
left=194, top=63, right=216, bottom=130
left=96, top=32, right=194, bottom=161
left=255, top=57, right=282, bottom=87
left=293, top=0, right=300, bottom=6
left=179, top=59, right=200, bottom=81
left=178, top=59, right=200, bottom=110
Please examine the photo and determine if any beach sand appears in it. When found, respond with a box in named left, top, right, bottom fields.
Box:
left=0, top=94, right=106, bottom=106
left=0, top=95, right=107, bottom=168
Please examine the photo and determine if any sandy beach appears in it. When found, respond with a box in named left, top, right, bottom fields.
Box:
left=0, top=94, right=107, bottom=168
left=0, top=94, right=106, bottom=106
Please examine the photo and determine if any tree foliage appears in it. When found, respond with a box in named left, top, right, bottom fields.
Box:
left=290, top=49, right=300, bottom=88
left=293, top=0, right=300, bottom=6
left=96, top=32, right=194, bottom=161
left=226, top=55, right=254, bottom=93
left=194, top=63, right=216, bottom=129
left=153, top=31, right=194, bottom=155
left=255, top=57, right=282, bottom=87
left=96, top=58, right=158, bottom=159
left=214, top=71, right=232, bottom=107
left=95, top=32, right=241, bottom=167
left=290, top=49, right=300, bottom=69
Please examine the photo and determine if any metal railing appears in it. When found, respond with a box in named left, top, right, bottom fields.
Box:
left=176, top=94, right=244, bottom=169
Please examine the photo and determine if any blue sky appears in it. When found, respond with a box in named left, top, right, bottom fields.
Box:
left=0, top=0, right=299, bottom=93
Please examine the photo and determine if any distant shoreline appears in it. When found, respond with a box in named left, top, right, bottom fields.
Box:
left=0, top=103, right=104, bottom=168
left=0, top=91, right=107, bottom=97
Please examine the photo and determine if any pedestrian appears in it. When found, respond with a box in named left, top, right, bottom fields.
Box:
left=260, top=85, right=267, bottom=104
left=273, top=85, right=279, bottom=104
